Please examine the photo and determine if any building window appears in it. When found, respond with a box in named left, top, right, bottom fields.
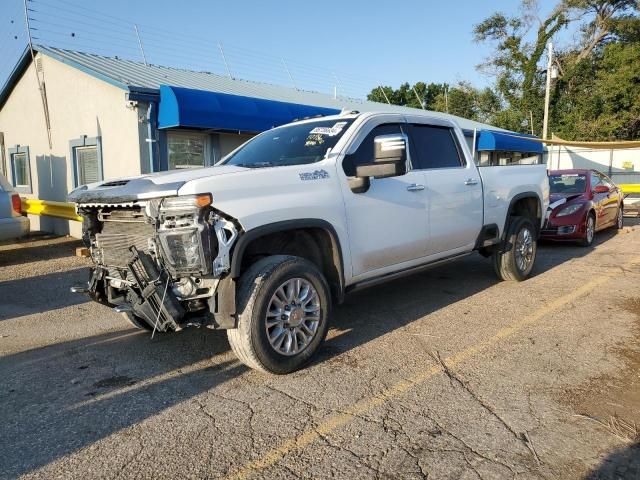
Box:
left=70, top=136, right=103, bottom=187
left=8, top=145, right=32, bottom=194
left=478, top=151, right=541, bottom=167
left=167, top=131, right=209, bottom=169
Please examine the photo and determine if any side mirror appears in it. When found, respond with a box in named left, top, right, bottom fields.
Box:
left=594, top=185, right=610, bottom=194
left=347, top=133, right=409, bottom=193
left=355, top=134, right=408, bottom=179
left=373, top=134, right=408, bottom=164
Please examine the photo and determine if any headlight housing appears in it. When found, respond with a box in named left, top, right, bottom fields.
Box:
left=556, top=203, right=584, bottom=217
left=161, top=194, right=212, bottom=210
left=157, top=194, right=213, bottom=275
left=159, top=229, right=207, bottom=272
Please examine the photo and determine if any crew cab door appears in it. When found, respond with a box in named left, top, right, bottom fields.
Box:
left=339, top=119, right=429, bottom=278
left=406, top=120, right=483, bottom=255
left=590, top=171, right=617, bottom=227
left=597, top=172, right=621, bottom=226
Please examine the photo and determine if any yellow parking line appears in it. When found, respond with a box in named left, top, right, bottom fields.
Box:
left=225, top=255, right=640, bottom=480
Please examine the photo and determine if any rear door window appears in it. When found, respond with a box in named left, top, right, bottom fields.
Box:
left=409, top=124, right=464, bottom=170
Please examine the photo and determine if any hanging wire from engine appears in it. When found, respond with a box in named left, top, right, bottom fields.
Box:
left=151, top=275, right=170, bottom=339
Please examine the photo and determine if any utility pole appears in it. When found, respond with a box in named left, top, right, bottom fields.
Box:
left=444, top=85, right=449, bottom=113
left=529, top=111, right=534, bottom=135
left=542, top=42, right=554, bottom=141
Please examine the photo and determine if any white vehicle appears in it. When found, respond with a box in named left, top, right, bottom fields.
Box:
left=69, top=112, right=549, bottom=373
left=0, top=174, right=29, bottom=242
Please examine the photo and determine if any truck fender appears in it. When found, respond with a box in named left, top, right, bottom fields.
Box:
left=229, top=219, right=346, bottom=301
left=503, top=192, right=542, bottom=238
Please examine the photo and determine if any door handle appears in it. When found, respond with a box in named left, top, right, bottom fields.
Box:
left=464, top=178, right=479, bottom=186
left=406, top=184, right=425, bottom=192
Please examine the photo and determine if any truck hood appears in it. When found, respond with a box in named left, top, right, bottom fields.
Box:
left=68, top=165, right=249, bottom=204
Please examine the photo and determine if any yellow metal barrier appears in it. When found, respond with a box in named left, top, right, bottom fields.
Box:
left=620, top=184, right=640, bottom=194
left=21, top=198, right=82, bottom=222
left=16, top=184, right=640, bottom=222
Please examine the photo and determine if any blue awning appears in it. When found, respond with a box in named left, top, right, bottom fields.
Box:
left=158, top=85, right=341, bottom=132
left=477, top=130, right=543, bottom=153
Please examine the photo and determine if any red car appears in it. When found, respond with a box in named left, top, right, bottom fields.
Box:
left=541, top=169, right=624, bottom=246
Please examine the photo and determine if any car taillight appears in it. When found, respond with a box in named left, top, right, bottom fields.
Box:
left=11, top=194, right=22, bottom=214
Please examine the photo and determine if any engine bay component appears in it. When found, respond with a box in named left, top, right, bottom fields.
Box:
left=212, top=217, right=238, bottom=276
left=126, top=247, right=185, bottom=332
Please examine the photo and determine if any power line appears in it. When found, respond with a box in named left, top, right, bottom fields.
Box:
left=10, top=0, right=397, bottom=99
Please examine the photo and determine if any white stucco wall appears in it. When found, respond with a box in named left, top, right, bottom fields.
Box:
left=544, top=146, right=640, bottom=185
left=0, top=52, right=146, bottom=237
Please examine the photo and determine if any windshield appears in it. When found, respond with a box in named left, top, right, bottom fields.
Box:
left=549, top=174, right=587, bottom=194
left=222, top=119, right=354, bottom=168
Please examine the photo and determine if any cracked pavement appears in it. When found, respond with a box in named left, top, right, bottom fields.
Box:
left=1, top=222, right=640, bottom=479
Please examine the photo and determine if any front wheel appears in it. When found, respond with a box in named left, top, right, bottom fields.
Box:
left=616, top=205, right=624, bottom=230
left=580, top=212, right=596, bottom=247
left=227, top=255, right=331, bottom=374
left=493, top=216, right=537, bottom=282
left=120, top=311, right=153, bottom=331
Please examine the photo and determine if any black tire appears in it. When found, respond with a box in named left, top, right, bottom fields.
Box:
left=616, top=204, right=624, bottom=230
left=580, top=212, right=596, bottom=247
left=493, top=216, right=537, bottom=282
left=227, top=255, right=331, bottom=374
left=120, top=311, right=153, bottom=331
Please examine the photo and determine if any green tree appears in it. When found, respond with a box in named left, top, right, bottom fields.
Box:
left=432, top=82, right=502, bottom=124
left=366, top=81, right=500, bottom=124
left=366, top=1, right=639, bottom=140
left=473, top=2, right=568, bottom=132
left=552, top=35, right=640, bottom=140
left=367, top=82, right=447, bottom=109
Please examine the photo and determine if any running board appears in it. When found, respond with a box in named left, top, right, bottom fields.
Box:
left=346, top=252, right=471, bottom=294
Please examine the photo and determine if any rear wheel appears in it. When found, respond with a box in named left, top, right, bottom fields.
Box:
left=580, top=213, right=596, bottom=247
left=493, top=216, right=537, bottom=281
left=227, top=255, right=331, bottom=374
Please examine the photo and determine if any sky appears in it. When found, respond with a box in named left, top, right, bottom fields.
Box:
left=1, top=0, right=562, bottom=99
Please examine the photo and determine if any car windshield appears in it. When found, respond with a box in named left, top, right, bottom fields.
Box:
left=549, top=174, right=587, bottom=194
left=222, top=118, right=354, bottom=168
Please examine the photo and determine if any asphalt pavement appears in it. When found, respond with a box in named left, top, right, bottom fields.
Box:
left=1, top=224, right=639, bottom=479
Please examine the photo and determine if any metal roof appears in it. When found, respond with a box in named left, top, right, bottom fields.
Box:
left=1, top=45, right=506, bottom=133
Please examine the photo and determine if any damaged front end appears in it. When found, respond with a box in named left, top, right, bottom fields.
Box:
left=74, top=194, right=239, bottom=332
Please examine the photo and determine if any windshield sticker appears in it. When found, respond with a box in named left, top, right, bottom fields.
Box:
left=309, top=122, right=348, bottom=137
left=299, top=169, right=330, bottom=181
left=305, top=133, right=326, bottom=147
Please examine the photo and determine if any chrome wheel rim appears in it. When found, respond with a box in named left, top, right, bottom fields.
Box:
left=514, top=227, right=534, bottom=272
left=586, top=216, right=595, bottom=243
left=265, top=278, right=321, bottom=356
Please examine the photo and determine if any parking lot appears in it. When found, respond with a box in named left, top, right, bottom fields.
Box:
left=1, top=223, right=640, bottom=480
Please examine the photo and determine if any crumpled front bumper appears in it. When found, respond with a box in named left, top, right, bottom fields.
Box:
left=540, top=210, right=587, bottom=241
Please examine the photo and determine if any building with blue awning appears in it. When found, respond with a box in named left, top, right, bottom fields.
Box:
left=0, top=45, right=544, bottom=236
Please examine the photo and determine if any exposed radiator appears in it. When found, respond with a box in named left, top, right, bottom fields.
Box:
left=95, top=219, right=155, bottom=267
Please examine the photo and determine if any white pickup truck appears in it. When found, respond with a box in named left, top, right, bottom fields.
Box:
left=69, top=111, right=549, bottom=373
